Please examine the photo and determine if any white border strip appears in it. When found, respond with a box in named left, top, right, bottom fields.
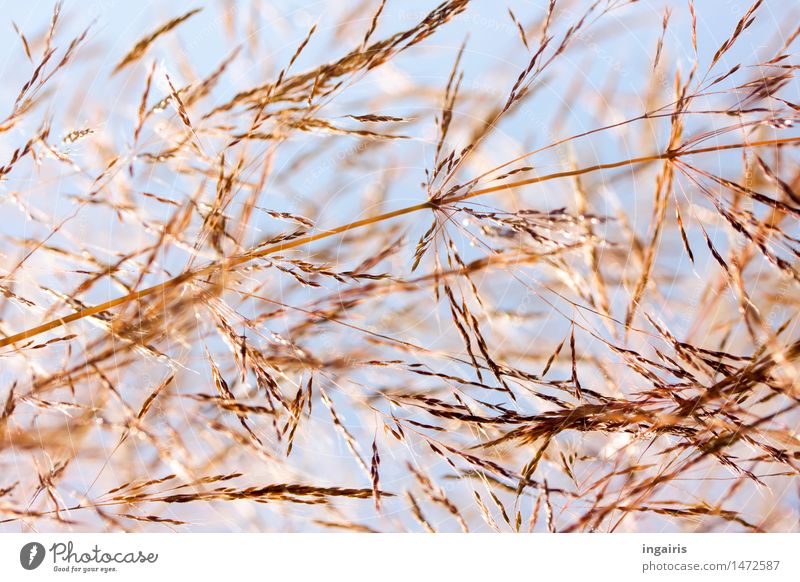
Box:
left=1, top=533, right=796, bottom=581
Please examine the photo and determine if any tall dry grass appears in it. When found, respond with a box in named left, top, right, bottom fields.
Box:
left=1, top=0, right=799, bottom=532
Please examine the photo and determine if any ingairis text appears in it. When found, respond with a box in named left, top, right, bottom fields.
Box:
left=642, top=544, right=687, bottom=557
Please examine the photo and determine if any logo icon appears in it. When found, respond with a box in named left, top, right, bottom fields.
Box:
left=20, top=542, right=46, bottom=570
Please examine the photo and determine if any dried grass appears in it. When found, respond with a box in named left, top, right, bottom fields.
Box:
left=1, top=0, right=799, bottom=532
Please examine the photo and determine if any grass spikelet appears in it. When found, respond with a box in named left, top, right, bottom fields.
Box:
left=111, top=8, right=202, bottom=75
